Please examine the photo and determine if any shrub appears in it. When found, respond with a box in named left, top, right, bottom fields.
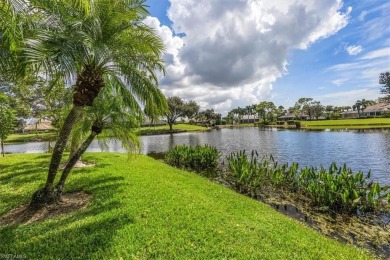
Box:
left=188, top=119, right=196, bottom=125
left=276, top=121, right=285, bottom=125
left=165, top=145, right=221, bottom=176
left=287, top=120, right=295, bottom=125
left=382, top=111, right=390, bottom=118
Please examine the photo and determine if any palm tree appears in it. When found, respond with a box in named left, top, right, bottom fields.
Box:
left=236, top=107, right=244, bottom=124
left=56, top=90, right=146, bottom=194
left=354, top=99, right=374, bottom=118
left=360, top=99, right=375, bottom=116
left=2, top=0, right=168, bottom=207
left=353, top=100, right=363, bottom=117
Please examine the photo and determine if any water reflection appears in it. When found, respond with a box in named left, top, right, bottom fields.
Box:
left=4, top=128, right=390, bottom=185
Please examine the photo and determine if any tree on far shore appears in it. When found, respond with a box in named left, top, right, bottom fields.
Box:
left=379, top=72, right=390, bottom=102
left=165, top=97, right=199, bottom=130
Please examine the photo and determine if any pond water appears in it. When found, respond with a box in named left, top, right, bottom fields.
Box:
left=4, top=127, right=390, bottom=185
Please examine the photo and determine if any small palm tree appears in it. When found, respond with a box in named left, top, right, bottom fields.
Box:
left=2, top=0, right=168, bottom=207
left=56, top=90, right=148, bottom=193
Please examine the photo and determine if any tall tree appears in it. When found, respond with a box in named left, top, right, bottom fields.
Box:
left=197, top=109, right=220, bottom=126
left=184, top=100, right=200, bottom=121
left=256, top=101, right=277, bottom=124
left=353, top=100, right=363, bottom=117
left=2, top=0, right=168, bottom=207
left=295, top=98, right=313, bottom=120
left=379, top=72, right=390, bottom=102
left=165, top=97, right=198, bottom=130
left=309, top=101, right=324, bottom=120
left=0, top=93, right=15, bottom=156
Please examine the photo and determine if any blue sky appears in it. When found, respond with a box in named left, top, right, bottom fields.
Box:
left=145, top=0, right=390, bottom=114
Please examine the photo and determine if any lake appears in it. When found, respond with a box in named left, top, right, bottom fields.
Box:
left=4, top=127, right=390, bottom=185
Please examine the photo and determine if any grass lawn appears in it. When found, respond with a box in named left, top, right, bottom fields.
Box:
left=0, top=153, right=371, bottom=259
left=5, top=132, right=57, bottom=144
left=302, top=118, right=390, bottom=129
left=139, top=123, right=209, bottom=134
left=6, top=124, right=207, bottom=144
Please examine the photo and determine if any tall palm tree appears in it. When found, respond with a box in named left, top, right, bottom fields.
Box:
left=353, top=100, right=363, bottom=117
left=2, top=0, right=168, bottom=207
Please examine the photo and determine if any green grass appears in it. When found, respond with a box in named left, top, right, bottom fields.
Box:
left=6, top=124, right=207, bottom=144
left=0, top=153, right=371, bottom=259
left=5, top=132, right=57, bottom=143
left=223, top=123, right=255, bottom=127
left=302, top=118, right=390, bottom=129
left=139, top=123, right=209, bottom=134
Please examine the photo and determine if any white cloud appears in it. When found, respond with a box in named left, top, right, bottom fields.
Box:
left=358, top=10, right=367, bottom=22
left=360, top=47, right=390, bottom=60
left=331, top=78, right=348, bottom=86
left=148, top=0, right=351, bottom=114
left=345, top=45, right=363, bottom=55
left=313, top=89, right=380, bottom=106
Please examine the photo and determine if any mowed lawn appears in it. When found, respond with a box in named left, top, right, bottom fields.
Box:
left=0, top=154, right=371, bottom=259
left=140, top=123, right=209, bottom=132
left=5, top=132, right=57, bottom=143
left=302, top=118, right=390, bottom=129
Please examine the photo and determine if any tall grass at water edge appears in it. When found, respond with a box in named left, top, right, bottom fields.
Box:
left=226, top=150, right=389, bottom=213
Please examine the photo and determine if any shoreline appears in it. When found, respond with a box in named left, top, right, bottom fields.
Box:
left=5, top=124, right=390, bottom=144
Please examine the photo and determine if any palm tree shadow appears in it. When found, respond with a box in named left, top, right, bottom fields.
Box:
left=0, top=174, right=134, bottom=258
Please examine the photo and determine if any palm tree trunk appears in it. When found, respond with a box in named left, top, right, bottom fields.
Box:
left=1, top=140, right=4, bottom=157
left=45, top=106, right=83, bottom=189
left=56, top=131, right=98, bottom=194
left=30, top=106, right=83, bottom=208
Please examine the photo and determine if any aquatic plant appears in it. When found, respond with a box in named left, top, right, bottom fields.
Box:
left=226, top=150, right=390, bottom=213
left=165, top=145, right=221, bottom=176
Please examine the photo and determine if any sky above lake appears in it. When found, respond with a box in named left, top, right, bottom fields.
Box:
left=145, top=0, right=390, bottom=114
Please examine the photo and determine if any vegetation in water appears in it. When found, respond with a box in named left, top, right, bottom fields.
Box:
left=165, top=145, right=221, bottom=176
left=226, top=150, right=390, bottom=213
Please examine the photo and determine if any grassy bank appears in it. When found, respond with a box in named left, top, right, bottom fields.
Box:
left=301, top=118, right=390, bottom=130
left=6, top=124, right=208, bottom=143
left=5, top=132, right=57, bottom=144
left=138, top=123, right=209, bottom=135
left=0, top=153, right=371, bottom=259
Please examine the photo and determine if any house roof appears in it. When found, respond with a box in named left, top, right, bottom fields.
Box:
left=340, top=111, right=358, bottom=115
left=362, top=103, right=390, bottom=113
left=24, top=120, right=53, bottom=131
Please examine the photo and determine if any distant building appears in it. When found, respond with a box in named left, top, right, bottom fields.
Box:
left=340, top=103, right=390, bottom=118
left=23, top=119, right=53, bottom=132
left=141, top=119, right=166, bottom=127
left=240, top=115, right=259, bottom=124
left=361, top=103, right=390, bottom=117
left=278, top=114, right=307, bottom=121
left=340, top=111, right=358, bottom=119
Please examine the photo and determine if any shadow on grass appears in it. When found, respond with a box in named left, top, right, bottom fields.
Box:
left=0, top=159, right=48, bottom=180
left=0, top=174, right=132, bottom=258
left=0, top=154, right=136, bottom=258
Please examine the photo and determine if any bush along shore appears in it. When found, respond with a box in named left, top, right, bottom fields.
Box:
left=164, top=146, right=390, bottom=258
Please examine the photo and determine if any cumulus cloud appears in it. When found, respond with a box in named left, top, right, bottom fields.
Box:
left=345, top=45, right=363, bottom=55
left=147, top=0, right=351, bottom=114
